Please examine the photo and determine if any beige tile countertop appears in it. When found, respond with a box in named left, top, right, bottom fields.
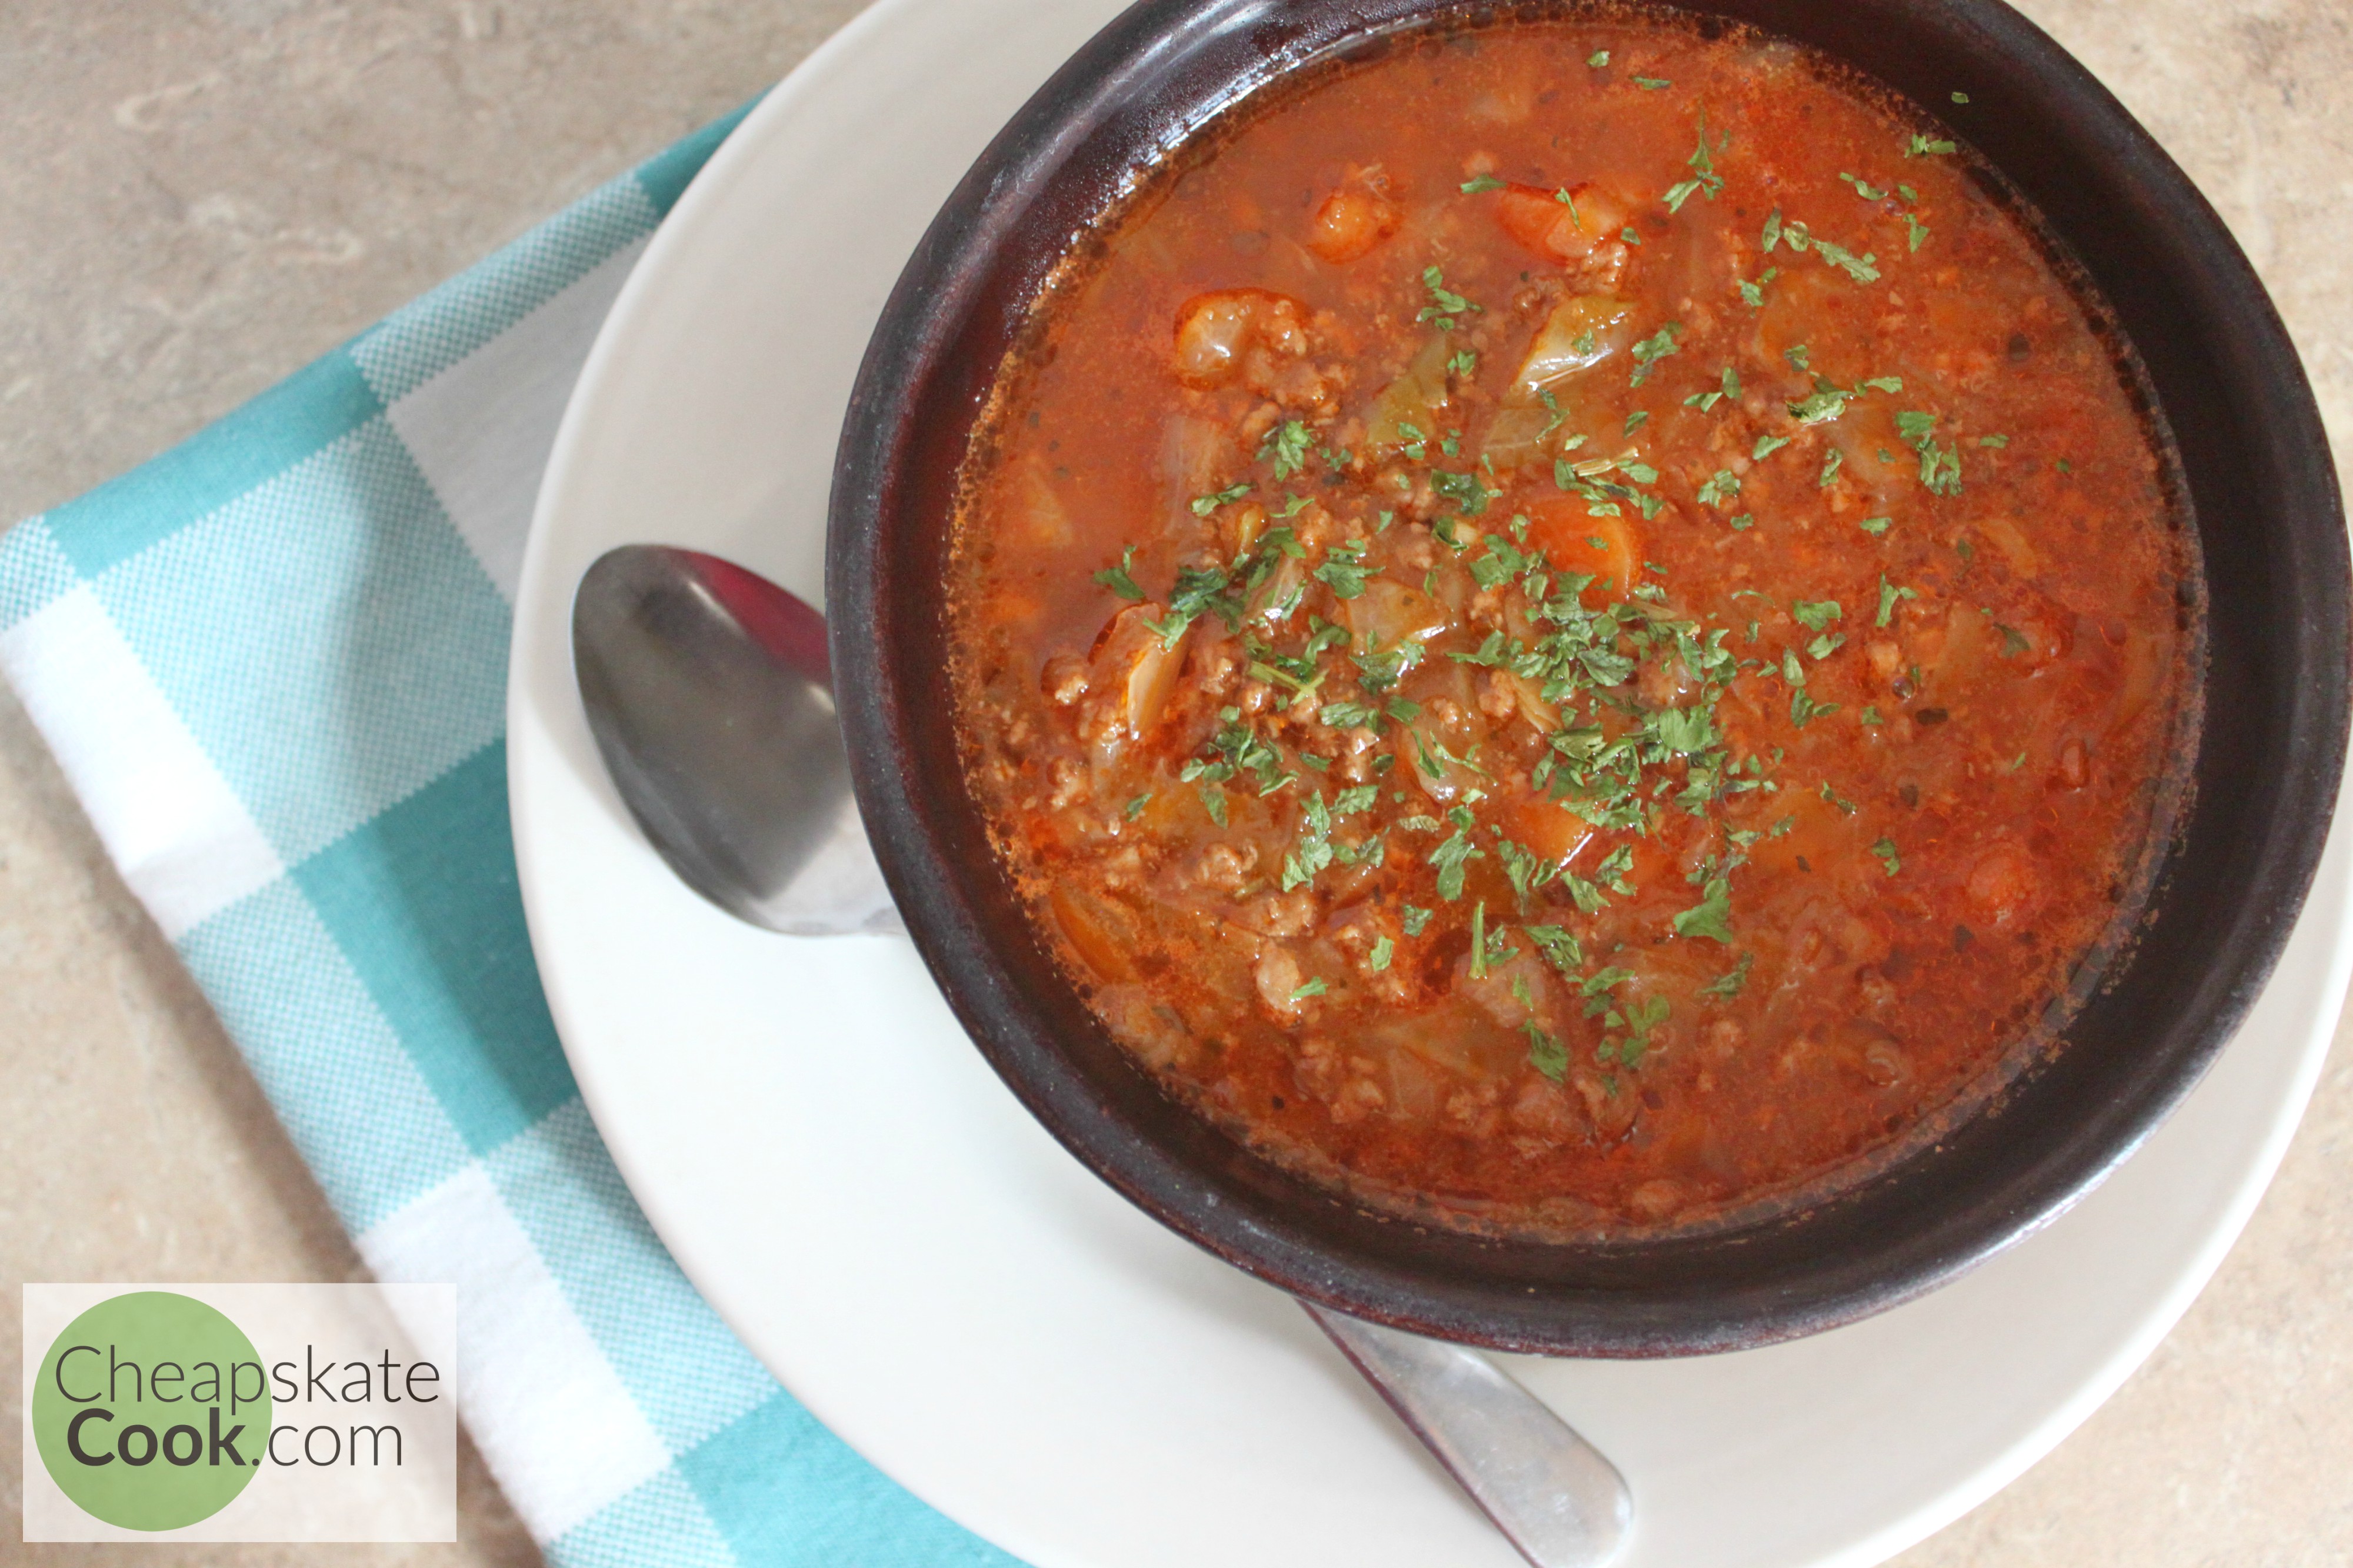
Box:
left=2, top=2, right=2348, bottom=1564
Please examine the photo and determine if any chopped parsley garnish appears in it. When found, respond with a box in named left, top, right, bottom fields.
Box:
left=1459, top=174, right=1508, bottom=194
left=1526, top=1022, right=1570, bottom=1082
left=1632, top=75, right=1672, bottom=90
left=1872, top=836, right=1902, bottom=876
left=1905, top=132, right=1959, bottom=158
left=1628, top=321, right=1684, bottom=385
left=1288, top=977, right=1328, bottom=1002
left=1895, top=410, right=1964, bottom=495
left=1094, top=545, right=1144, bottom=602
left=1685, top=363, right=1741, bottom=412
left=1524, top=924, right=1585, bottom=976
left=1840, top=171, right=1889, bottom=201
left=1401, top=903, right=1434, bottom=937
left=1281, top=791, right=1337, bottom=890
left=1672, top=877, right=1734, bottom=942
left=1697, top=469, right=1742, bottom=508
left=1903, top=213, right=1931, bottom=252
left=1368, top=935, right=1395, bottom=972
left=1190, top=482, right=1250, bottom=516
left=1877, top=574, right=1918, bottom=627
left=1431, top=468, right=1497, bottom=516
left=1587, top=49, right=1611, bottom=67
left=1814, top=238, right=1881, bottom=283
left=1418, top=266, right=1481, bottom=331
left=1428, top=818, right=1485, bottom=901
left=1754, top=434, right=1792, bottom=461
left=1448, top=348, right=1480, bottom=378
left=1791, top=599, right=1842, bottom=631
left=1859, top=515, right=1892, bottom=536
left=1819, top=448, right=1845, bottom=487
left=1738, top=265, right=1779, bottom=308
left=1701, top=952, right=1753, bottom=999
left=1313, top=540, right=1374, bottom=599
left=1124, top=792, right=1151, bottom=821
left=1662, top=111, right=1727, bottom=212
left=1261, top=419, right=1314, bottom=480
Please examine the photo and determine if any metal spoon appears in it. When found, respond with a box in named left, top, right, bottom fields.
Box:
left=572, top=543, right=1633, bottom=1568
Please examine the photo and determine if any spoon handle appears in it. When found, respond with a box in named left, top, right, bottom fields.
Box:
left=1302, top=1301, right=1632, bottom=1568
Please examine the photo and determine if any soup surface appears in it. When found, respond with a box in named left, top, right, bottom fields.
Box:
left=948, top=12, right=2199, bottom=1236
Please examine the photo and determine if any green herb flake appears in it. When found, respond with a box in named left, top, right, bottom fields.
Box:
left=1673, top=877, right=1735, bottom=942
left=1952, top=90, right=1971, bottom=104
left=1418, top=266, right=1482, bottom=332
left=1902, top=212, right=1931, bottom=252
left=1313, top=540, right=1375, bottom=600
left=1633, top=75, right=1672, bottom=90
left=1196, top=783, right=1227, bottom=828
left=1876, top=573, right=1918, bottom=627
left=1459, top=174, right=1508, bottom=195
left=1701, top=952, right=1754, bottom=999
left=1815, top=238, right=1881, bottom=284
left=1368, top=935, right=1395, bottom=972
left=1859, top=515, right=1892, bottom=536
left=1189, top=481, right=1251, bottom=516
left=1524, top=925, right=1585, bottom=976
left=1288, top=977, right=1328, bottom=1002
left=1697, top=469, right=1742, bottom=508
left=1871, top=836, right=1902, bottom=876
left=1258, top=422, right=1309, bottom=482
left=1791, top=689, right=1839, bottom=728
left=1094, top=544, right=1145, bottom=602
left=1791, top=599, right=1843, bottom=631
left=1402, top=903, right=1434, bottom=937
left=1588, top=49, right=1611, bottom=67
left=1124, top=792, right=1152, bottom=821
left=1905, top=132, right=1959, bottom=158
left=1526, top=1022, right=1570, bottom=1082
left=1628, top=322, right=1684, bottom=386
left=1754, top=434, right=1792, bottom=461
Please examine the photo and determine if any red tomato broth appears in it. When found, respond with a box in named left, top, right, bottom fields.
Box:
left=946, top=11, right=2201, bottom=1237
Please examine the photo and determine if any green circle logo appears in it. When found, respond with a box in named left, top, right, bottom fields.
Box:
left=32, top=1292, right=271, bottom=1530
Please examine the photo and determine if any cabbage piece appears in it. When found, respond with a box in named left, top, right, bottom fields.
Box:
left=1484, top=295, right=1634, bottom=469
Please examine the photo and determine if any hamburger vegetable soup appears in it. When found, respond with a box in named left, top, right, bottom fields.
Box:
left=949, top=11, right=2200, bottom=1235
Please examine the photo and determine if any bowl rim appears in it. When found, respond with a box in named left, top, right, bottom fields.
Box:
left=826, top=0, right=2351, bottom=1354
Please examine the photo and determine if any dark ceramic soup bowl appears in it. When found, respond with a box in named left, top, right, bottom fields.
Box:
left=827, top=0, right=2348, bottom=1355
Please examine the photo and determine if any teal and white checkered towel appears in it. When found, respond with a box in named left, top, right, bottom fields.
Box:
left=0, top=104, right=1021, bottom=1568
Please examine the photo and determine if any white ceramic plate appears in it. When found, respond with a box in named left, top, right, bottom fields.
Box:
left=506, top=2, right=2353, bottom=1563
